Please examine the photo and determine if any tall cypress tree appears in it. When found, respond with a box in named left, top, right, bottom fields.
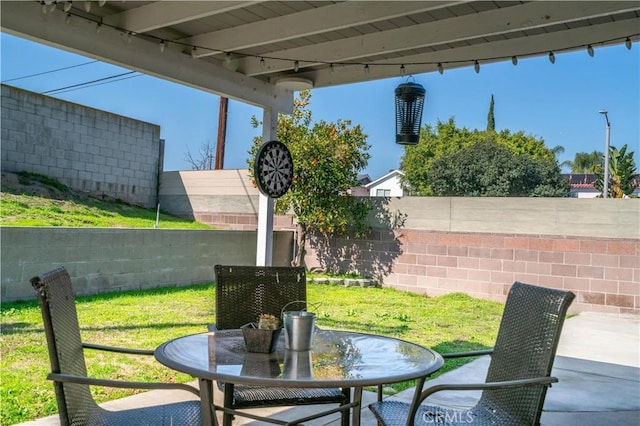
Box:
left=487, top=94, right=495, bottom=132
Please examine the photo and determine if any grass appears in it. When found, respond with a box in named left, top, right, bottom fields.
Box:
left=1, top=171, right=211, bottom=229
left=0, top=283, right=503, bottom=425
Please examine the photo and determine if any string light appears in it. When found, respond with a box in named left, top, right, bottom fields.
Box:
left=49, top=7, right=638, bottom=75
left=99, top=0, right=106, bottom=6
left=260, top=57, right=265, bottom=69
left=400, top=64, right=406, bottom=76
left=127, top=32, right=133, bottom=43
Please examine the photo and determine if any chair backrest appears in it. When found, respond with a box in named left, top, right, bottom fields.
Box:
left=478, top=281, right=575, bottom=425
left=31, top=266, right=97, bottom=426
left=214, top=265, right=307, bottom=330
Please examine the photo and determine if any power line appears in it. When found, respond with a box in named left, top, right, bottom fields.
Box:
left=42, top=71, right=139, bottom=95
left=1, top=60, right=98, bottom=83
left=46, top=73, right=142, bottom=95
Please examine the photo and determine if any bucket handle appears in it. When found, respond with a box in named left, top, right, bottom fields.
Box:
left=281, top=301, right=320, bottom=319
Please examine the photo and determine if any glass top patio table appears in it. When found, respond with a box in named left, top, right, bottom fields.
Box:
left=155, top=329, right=443, bottom=425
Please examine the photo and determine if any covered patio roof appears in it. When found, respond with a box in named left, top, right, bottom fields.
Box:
left=3, top=1, right=639, bottom=113
left=2, top=1, right=639, bottom=265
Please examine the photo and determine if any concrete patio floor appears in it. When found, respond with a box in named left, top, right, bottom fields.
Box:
left=18, top=312, right=640, bottom=426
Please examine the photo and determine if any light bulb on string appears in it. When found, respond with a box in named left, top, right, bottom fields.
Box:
left=259, top=57, right=265, bottom=69
left=293, top=60, right=299, bottom=72
left=625, top=37, right=632, bottom=50
left=49, top=2, right=57, bottom=13
left=159, top=40, right=165, bottom=53
left=474, top=60, right=480, bottom=73
left=400, top=64, right=406, bottom=76
left=127, top=32, right=133, bottom=43
left=96, top=22, right=102, bottom=34
left=364, top=64, right=370, bottom=74
left=548, top=51, right=555, bottom=64
left=587, top=45, right=594, bottom=57
left=437, top=63, right=443, bottom=75
left=191, top=47, right=197, bottom=59
left=84, top=1, right=91, bottom=12
left=99, top=0, right=106, bottom=6
left=329, top=63, right=334, bottom=74
left=64, top=1, right=72, bottom=12
left=511, top=56, right=518, bottom=65
left=41, top=2, right=48, bottom=14
left=65, top=13, right=71, bottom=24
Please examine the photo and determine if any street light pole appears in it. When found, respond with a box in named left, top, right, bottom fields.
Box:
left=599, top=110, right=610, bottom=198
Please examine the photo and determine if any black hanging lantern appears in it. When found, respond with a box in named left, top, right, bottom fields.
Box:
left=395, top=81, right=426, bottom=145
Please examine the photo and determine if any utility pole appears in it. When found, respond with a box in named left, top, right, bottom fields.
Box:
left=599, top=110, right=610, bottom=198
left=215, top=97, right=228, bottom=169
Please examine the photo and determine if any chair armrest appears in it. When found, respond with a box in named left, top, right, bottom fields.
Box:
left=47, top=373, right=200, bottom=397
left=401, top=377, right=558, bottom=426
left=441, top=349, right=493, bottom=359
left=82, top=342, right=154, bottom=356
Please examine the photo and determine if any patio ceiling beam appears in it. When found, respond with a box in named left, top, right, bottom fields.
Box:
left=103, top=1, right=266, bottom=33
left=180, top=1, right=463, bottom=59
left=1, top=1, right=293, bottom=112
left=299, top=18, right=640, bottom=87
left=239, top=1, right=638, bottom=77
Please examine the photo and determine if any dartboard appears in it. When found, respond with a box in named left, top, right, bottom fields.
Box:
left=254, top=140, right=293, bottom=198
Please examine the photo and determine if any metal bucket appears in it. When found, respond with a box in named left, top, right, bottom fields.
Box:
left=281, top=301, right=315, bottom=351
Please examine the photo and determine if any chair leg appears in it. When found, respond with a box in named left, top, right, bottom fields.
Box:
left=223, top=383, right=234, bottom=426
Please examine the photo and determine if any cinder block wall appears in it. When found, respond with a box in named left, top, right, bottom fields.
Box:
left=1, top=85, right=162, bottom=207
left=304, top=198, right=640, bottom=315
left=1, top=227, right=294, bottom=302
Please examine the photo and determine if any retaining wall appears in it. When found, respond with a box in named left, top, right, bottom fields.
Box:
left=1, top=227, right=294, bottom=302
left=1, top=85, right=163, bottom=207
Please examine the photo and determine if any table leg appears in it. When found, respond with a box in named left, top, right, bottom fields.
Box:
left=352, top=387, right=363, bottom=426
left=198, top=378, right=214, bottom=426
left=222, top=383, right=234, bottom=426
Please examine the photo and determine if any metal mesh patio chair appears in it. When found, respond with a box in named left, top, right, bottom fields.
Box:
left=369, top=281, right=575, bottom=426
left=211, top=265, right=350, bottom=426
left=31, top=266, right=205, bottom=426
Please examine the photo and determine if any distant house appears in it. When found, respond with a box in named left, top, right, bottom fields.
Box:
left=565, top=173, right=640, bottom=198
left=365, top=169, right=405, bottom=197
left=565, top=174, right=601, bottom=198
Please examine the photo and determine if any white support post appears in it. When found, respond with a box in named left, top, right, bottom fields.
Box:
left=256, top=107, right=278, bottom=266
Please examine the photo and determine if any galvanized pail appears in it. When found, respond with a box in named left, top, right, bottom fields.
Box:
left=281, top=301, right=315, bottom=351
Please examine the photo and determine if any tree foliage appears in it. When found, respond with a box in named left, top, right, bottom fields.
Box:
left=594, top=144, right=639, bottom=198
left=563, top=151, right=602, bottom=174
left=248, top=91, right=371, bottom=266
left=401, top=118, right=563, bottom=196
left=486, top=94, right=495, bottom=132
left=426, top=139, right=569, bottom=197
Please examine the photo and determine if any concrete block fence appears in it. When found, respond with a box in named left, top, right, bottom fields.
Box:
left=0, top=227, right=294, bottom=303
left=305, top=229, right=639, bottom=315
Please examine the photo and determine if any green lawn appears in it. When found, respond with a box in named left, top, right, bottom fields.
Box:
left=0, top=283, right=503, bottom=425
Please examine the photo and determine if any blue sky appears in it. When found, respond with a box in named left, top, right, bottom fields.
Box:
left=2, top=33, right=638, bottom=180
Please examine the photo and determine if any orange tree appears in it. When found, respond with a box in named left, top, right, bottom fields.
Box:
left=248, top=90, right=371, bottom=267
